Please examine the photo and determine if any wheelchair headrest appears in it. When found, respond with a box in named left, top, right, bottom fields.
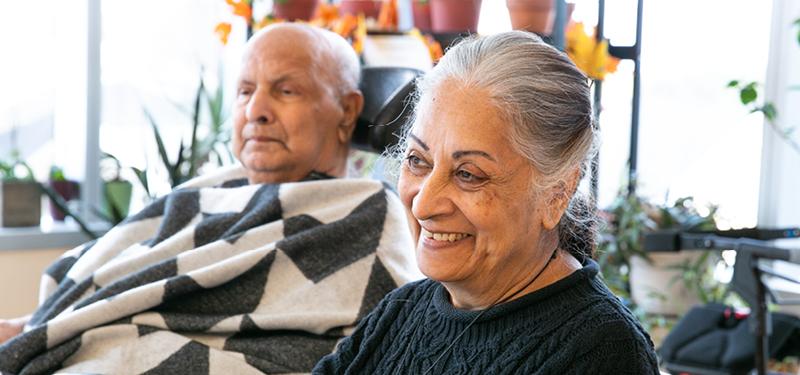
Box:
left=352, top=66, right=423, bottom=153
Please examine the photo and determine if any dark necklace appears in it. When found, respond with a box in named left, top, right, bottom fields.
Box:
left=419, top=246, right=561, bottom=375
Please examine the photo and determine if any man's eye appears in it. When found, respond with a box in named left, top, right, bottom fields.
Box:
left=238, top=88, right=252, bottom=97
left=279, top=87, right=298, bottom=96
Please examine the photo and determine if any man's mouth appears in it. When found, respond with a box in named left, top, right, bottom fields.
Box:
left=250, top=136, right=281, bottom=143
left=420, top=227, right=471, bottom=242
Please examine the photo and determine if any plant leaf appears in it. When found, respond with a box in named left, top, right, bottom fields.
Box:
left=144, top=109, right=174, bottom=180
left=130, top=166, right=151, bottom=199
left=740, top=84, right=758, bottom=105
left=727, top=80, right=739, bottom=88
left=38, top=182, right=99, bottom=240
left=188, top=77, right=204, bottom=179
left=761, top=103, right=777, bottom=122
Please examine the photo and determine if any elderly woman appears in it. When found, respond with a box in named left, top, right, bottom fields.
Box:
left=313, top=31, right=660, bottom=374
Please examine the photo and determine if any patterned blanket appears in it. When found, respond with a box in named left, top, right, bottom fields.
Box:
left=0, top=166, right=420, bottom=374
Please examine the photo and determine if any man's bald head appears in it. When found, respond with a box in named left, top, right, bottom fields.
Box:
left=244, top=23, right=360, bottom=99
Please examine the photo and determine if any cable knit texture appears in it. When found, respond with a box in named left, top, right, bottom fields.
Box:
left=313, top=259, right=660, bottom=374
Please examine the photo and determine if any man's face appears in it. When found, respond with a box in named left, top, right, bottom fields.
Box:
left=232, top=30, right=348, bottom=184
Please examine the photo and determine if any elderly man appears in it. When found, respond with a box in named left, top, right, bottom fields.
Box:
left=0, top=24, right=419, bottom=374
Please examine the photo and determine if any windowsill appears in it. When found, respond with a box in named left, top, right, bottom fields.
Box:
left=0, top=219, right=109, bottom=251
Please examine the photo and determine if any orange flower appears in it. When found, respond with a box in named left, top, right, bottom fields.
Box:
left=214, top=22, right=232, bottom=45
left=565, top=22, right=619, bottom=81
left=377, top=0, right=398, bottom=31
left=332, top=13, right=358, bottom=37
left=315, top=3, right=340, bottom=25
left=225, top=0, right=252, bottom=25
left=409, top=29, right=443, bottom=63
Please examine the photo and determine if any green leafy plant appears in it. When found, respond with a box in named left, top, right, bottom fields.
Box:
left=597, top=191, right=721, bottom=301
left=141, top=72, right=231, bottom=194
left=49, top=166, right=67, bottom=181
left=98, top=152, right=133, bottom=225
left=0, top=150, right=35, bottom=181
left=727, top=17, right=800, bottom=156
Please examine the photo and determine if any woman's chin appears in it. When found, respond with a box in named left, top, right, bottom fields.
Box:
left=416, top=250, right=468, bottom=283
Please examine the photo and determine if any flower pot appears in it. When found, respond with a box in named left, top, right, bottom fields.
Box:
left=103, top=180, right=132, bottom=222
left=629, top=252, right=708, bottom=316
left=272, top=0, right=320, bottom=21
left=412, top=0, right=432, bottom=32
left=506, top=0, right=554, bottom=35
left=430, top=0, right=482, bottom=33
left=0, top=181, right=41, bottom=227
left=339, top=0, right=382, bottom=19
left=48, top=180, right=80, bottom=221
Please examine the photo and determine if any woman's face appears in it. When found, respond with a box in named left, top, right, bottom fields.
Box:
left=398, top=80, right=561, bottom=294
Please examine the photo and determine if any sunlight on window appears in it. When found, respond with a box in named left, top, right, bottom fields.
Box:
left=478, top=1, right=769, bottom=228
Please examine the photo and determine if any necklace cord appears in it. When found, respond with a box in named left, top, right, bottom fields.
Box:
left=421, top=246, right=561, bottom=374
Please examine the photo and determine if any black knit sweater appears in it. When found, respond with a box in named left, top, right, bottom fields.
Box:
left=313, top=260, right=660, bottom=374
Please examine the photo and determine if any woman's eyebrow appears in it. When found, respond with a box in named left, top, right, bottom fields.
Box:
left=409, top=134, right=429, bottom=151
left=452, top=150, right=496, bottom=162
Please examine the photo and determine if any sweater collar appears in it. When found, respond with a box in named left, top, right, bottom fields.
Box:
left=432, top=259, right=600, bottom=323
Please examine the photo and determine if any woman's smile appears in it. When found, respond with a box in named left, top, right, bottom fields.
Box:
left=419, top=227, right=473, bottom=249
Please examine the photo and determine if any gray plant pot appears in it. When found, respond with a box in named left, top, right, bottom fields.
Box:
left=0, top=180, right=42, bottom=227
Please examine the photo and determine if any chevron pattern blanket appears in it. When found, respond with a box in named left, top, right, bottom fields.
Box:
left=0, top=167, right=420, bottom=374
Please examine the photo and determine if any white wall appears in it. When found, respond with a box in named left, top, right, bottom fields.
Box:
left=0, top=248, right=66, bottom=319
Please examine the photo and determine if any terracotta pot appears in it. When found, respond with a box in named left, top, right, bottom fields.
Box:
left=430, top=0, right=482, bottom=33
left=272, top=0, right=320, bottom=21
left=506, top=0, right=554, bottom=35
left=412, top=0, right=432, bottom=32
left=339, top=0, right=382, bottom=19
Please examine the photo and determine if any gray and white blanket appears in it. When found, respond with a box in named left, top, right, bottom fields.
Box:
left=0, top=166, right=421, bottom=374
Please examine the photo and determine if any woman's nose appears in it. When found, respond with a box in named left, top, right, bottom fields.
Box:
left=246, top=88, right=274, bottom=125
left=411, top=173, right=454, bottom=221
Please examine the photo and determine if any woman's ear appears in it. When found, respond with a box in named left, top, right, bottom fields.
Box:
left=542, top=169, right=581, bottom=230
left=337, top=90, right=364, bottom=144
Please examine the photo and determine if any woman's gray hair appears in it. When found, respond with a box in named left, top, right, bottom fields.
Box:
left=396, top=31, right=599, bottom=260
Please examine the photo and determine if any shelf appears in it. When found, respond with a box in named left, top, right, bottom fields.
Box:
left=0, top=219, right=108, bottom=251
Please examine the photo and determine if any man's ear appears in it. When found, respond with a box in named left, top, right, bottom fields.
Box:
left=337, top=90, right=364, bottom=144
left=542, top=168, right=582, bottom=230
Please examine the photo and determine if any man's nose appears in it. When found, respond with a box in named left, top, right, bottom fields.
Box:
left=246, top=88, right=274, bottom=125
left=411, top=172, right=454, bottom=222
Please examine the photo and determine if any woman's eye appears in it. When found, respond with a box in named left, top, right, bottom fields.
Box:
left=456, top=170, right=475, bottom=181
left=405, top=154, right=429, bottom=173
left=456, top=169, right=486, bottom=184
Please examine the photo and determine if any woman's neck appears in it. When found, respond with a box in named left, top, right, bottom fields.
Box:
left=443, top=249, right=582, bottom=311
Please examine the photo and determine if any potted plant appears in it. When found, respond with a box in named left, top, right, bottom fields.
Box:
left=47, top=166, right=80, bottom=221
left=0, top=152, right=41, bottom=227
left=100, top=153, right=132, bottom=225
left=272, top=0, right=320, bottom=21
left=599, top=192, right=725, bottom=316
left=628, top=197, right=722, bottom=315
left=412, top=0, right=432, bottom=32
left=430, top=0, right=482, bottom=34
